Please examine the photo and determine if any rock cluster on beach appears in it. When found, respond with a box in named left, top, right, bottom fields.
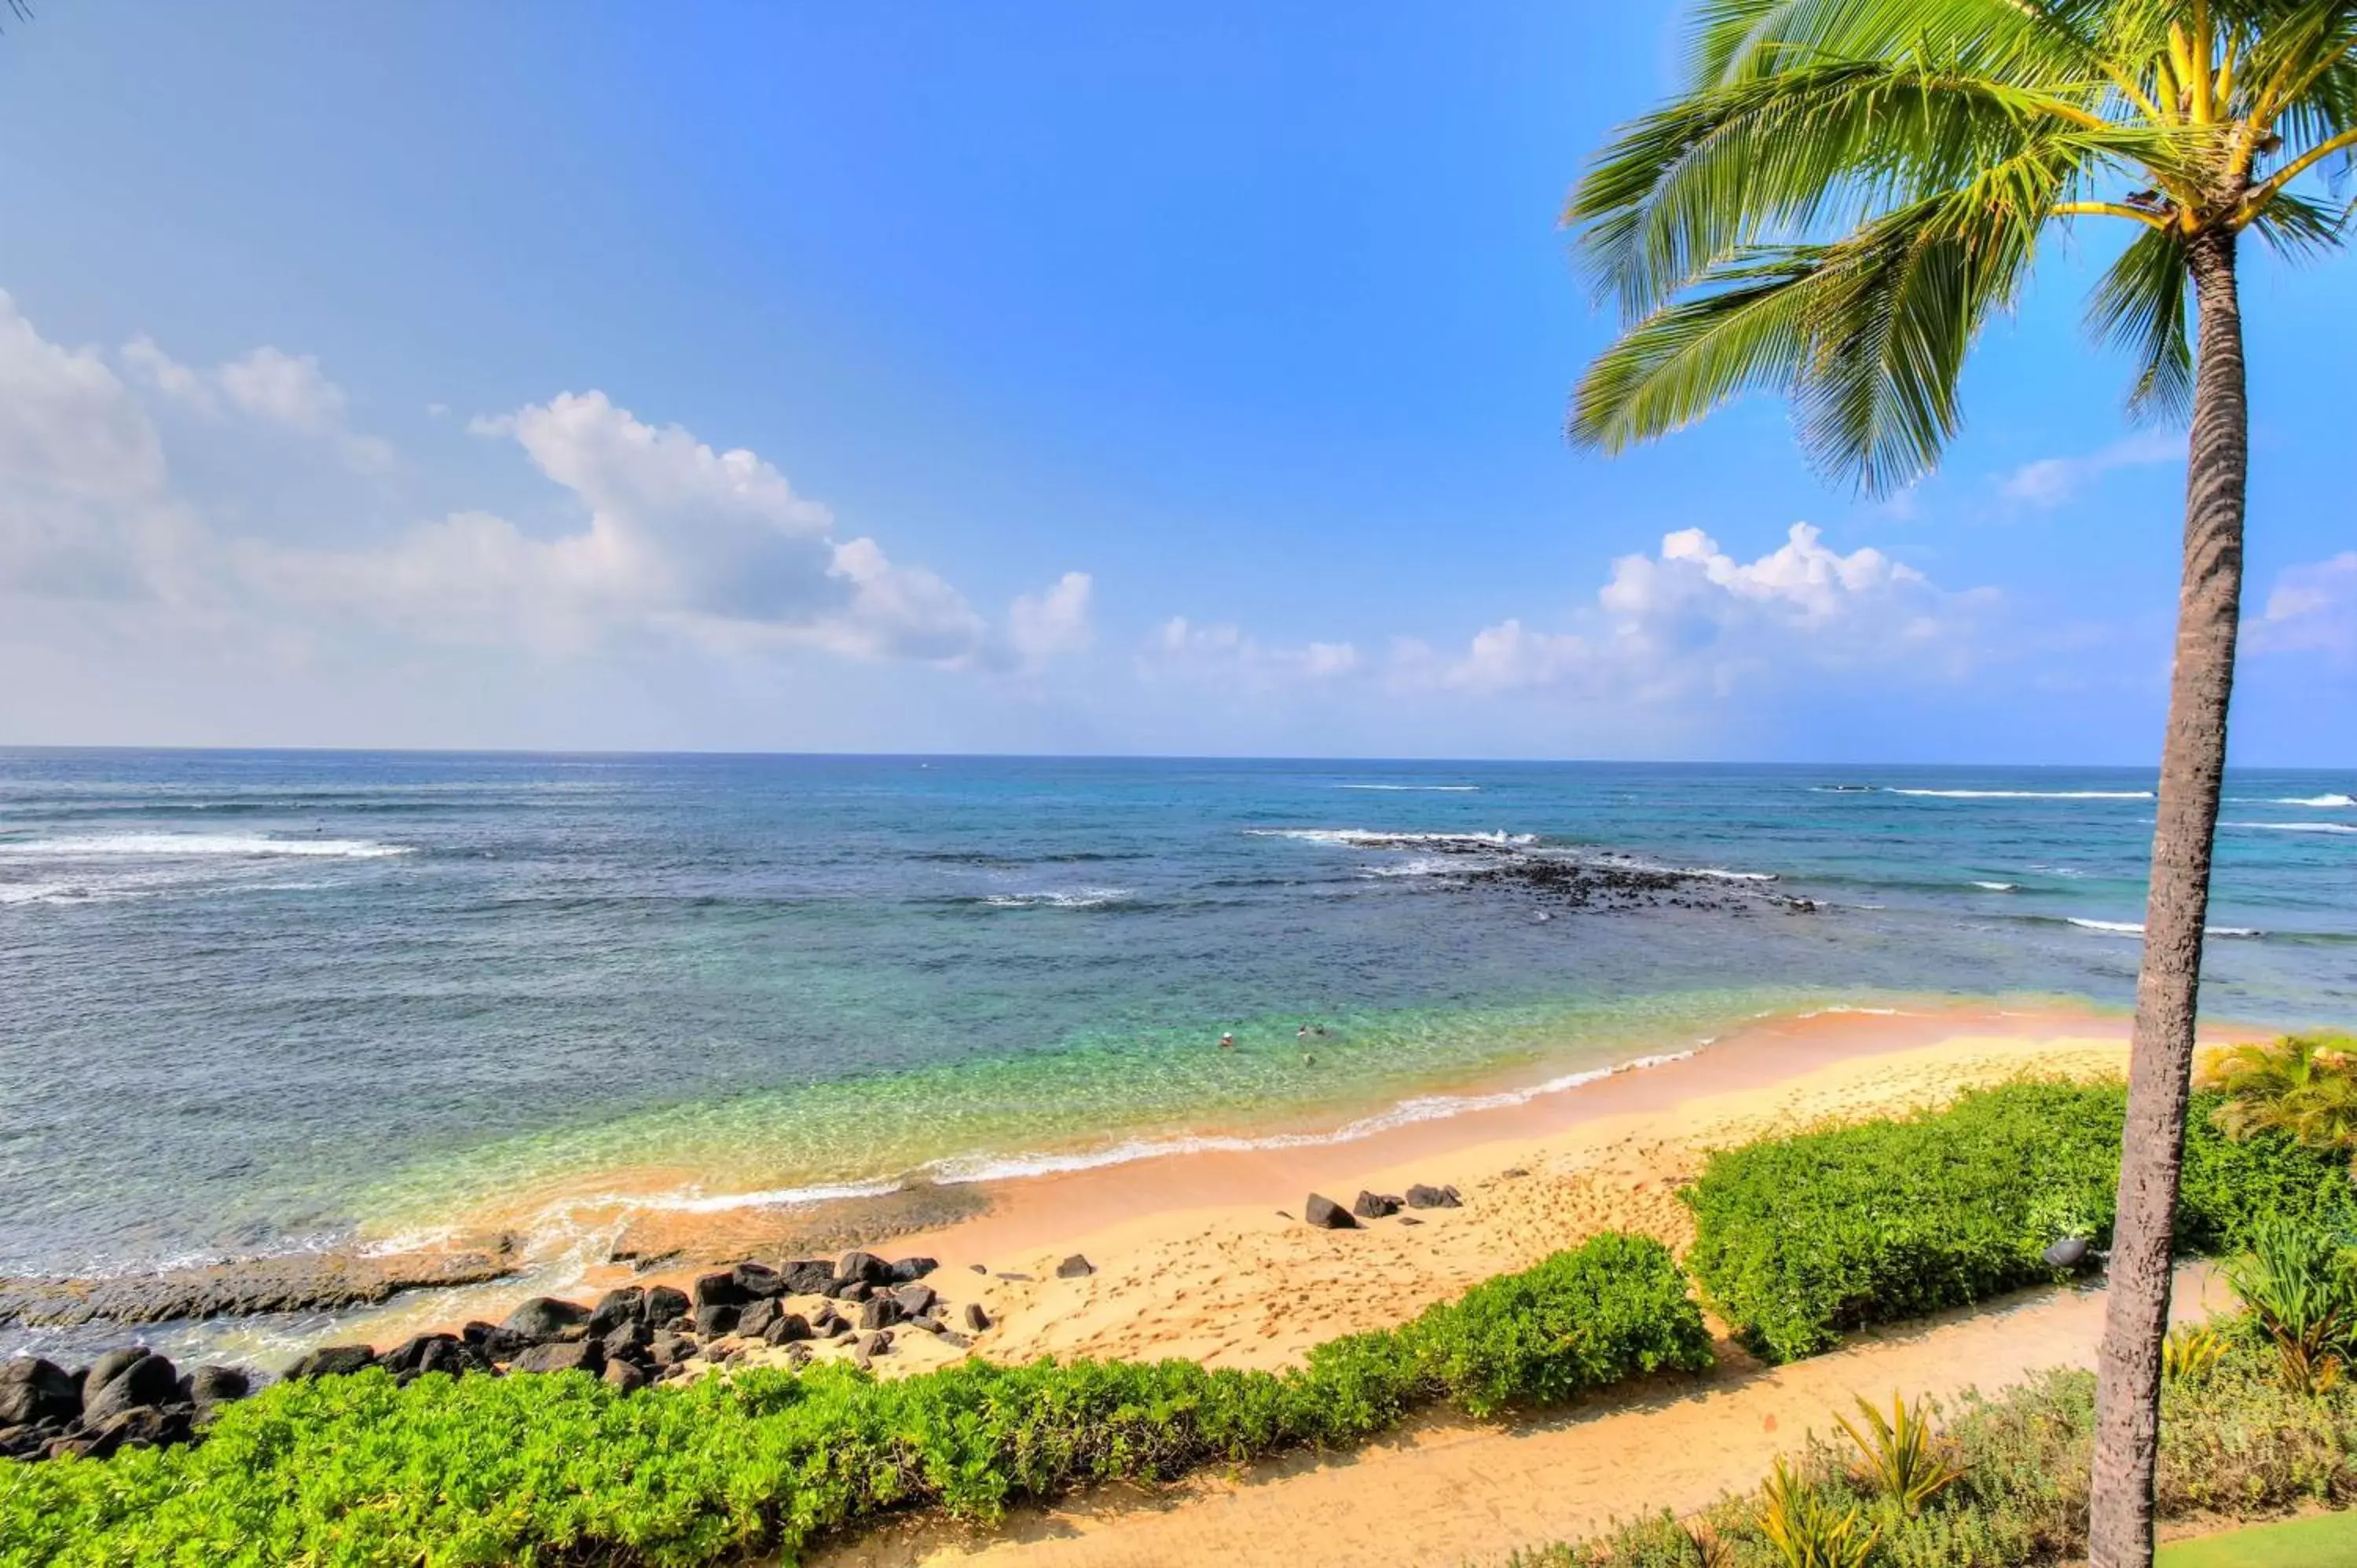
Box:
left=0, top=1251, right=966, bottom=1464
left=1303, top=1183, right=1461, bottom=1230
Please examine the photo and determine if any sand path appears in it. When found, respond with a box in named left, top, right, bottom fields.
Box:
left=815, top=1264, right=2229, bottom=1568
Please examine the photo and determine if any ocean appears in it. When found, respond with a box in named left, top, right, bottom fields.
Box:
left=2, top=749, right=2352, bottom=1357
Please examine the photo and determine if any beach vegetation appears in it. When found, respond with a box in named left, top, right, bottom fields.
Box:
left=0, top=1231, right=1709, bottom=1566
left=1681, top=1079, right=2357, bottom=1363
left=2163, top=1324, right=2230, bottom=1384
left=2221, top=1214, right=2357, bottom=1397
left=1560, top=0, right=2357, bottom=1555
left=1835, top=1392, right=1964, bottom=1518
left=2208, top=1036, right=2357, bottom=1167
left=1755, top=1456, right=1880, bottom=1567
left=1525, top=1324, right=2357, bottom=1567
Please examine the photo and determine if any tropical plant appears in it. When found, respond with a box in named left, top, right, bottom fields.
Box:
left=2161, top=1321, right=2229, bottom=1380
left=1562, top=5, right=2357, bottom=1562
left=2208, top=1034, right=2357, bottom=1161
left=1755, top=1457, right=1881, bottom=1567
left=2222, top=1212, right=2357, bottom=1395
left=1836, top=1390, right=1966, bottom=1515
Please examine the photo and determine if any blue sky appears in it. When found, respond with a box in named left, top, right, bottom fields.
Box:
left=0, top=2, right=2348, bottom=763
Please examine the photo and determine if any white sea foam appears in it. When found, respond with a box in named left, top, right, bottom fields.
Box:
left=2225, top=821, right=2357, bottom=835
left=1246, top=828, right=1538, bottom=848
left=1358, top=856, right=1479, bottom=878
left=1589, top=853, right=1780, bottom=883
left=0, top=832, right=412, bottom=859
left=2069, top=918, right=2264, bottom=937
left=1336, top=784, right=1481, bottom=792
left=981, top=887, right=1134, bottom=909
left=623, top=1178, right=907, bottom=1214
left=1890, top=789, right=2154, bottom=800
left=927, top=1049, right=1706, bottom=1185
left=1794, top=1006, right=1905, bottom=1019
left=1971, top=881, right=2020, bottom=892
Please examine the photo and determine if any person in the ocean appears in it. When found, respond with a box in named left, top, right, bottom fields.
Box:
left=1296, top=1024, right=1310, bottom=1039
left=1219, top=1031, right=1235, bottom=1050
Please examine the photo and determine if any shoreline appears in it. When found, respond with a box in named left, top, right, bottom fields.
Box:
left=1, top=998, right=2271, bottom=1371
left=276, top=998, right=2260, bottom=1375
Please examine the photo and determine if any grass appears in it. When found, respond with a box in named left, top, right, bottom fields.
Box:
left=0, top=1231, right=1710, bottom=1567
left=2157, top=1511, right=2357, bottom=1566
left=2158, top=1511, right=2357, bottom=1566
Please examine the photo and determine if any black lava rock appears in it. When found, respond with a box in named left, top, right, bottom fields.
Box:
left=887, top=1257, right=939, bottom=1284
left=502, top=1296, right=592, bottom=1343
left=692, top=1271, right=751, bottom=1310
left=962, top=1302, right=991, bottom=1332
left=644, top=1284, right=691, bottom=1323
left=891, top=1283, right=937, bottom=1317
left=762, top=1313, right=812, bottom=1346
left=1303, top=1193, right=1359, bottom=1230
left=732, top=1262, right=786, bottom=1299
left=284, top=1344, right=376, bottom=1380
left=1055, top=1254, right=1096, bottom=1278
left=1404, top=1184, right=1461, bottom=1210
left=0, top=1359, right=79, bottom=1427
left=694, top=1302, right=742, bottom=1337
left=737, top=1299, right=783, bottom=1339
left=587, top=1288, right=647, bottom=1337
left=1352, top=1191, right=1403, bottom=1220
left=834, top=1251, right=893, bottom=1286
left=512, top=1339, right=604, bottom=1376
left=856, top=1295, right=901, bottom=1330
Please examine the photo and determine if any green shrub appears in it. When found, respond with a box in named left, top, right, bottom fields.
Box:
left=0, top=1230, right=1706, bottom=1567
left=1399, top=1230, right=1715, bottom=1417
left=1682, top=1079, right=2357, bottom=1362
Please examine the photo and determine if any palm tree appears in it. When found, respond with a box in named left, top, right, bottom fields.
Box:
left=2209, top=1032, right=2357, bottom=1153
left=1560, top=5, right=2354, bottom=1563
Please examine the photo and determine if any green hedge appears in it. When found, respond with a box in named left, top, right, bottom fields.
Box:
left=0, top=1231, right=1710, bottom=1567
left=1683, top=1079, right=2357, bottom=1363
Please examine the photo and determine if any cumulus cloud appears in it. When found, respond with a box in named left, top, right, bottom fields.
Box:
left=1010, top=571, right=1095, bottom=665
left=0, top=294, right=1088, bottom=677
left=1406, top=523, right=1980, bottom=699
left=1139, top=617, right=1360, bottom=690
left=119, top=335, right=393, bottom=471
left=1167, top=523, right=1989, bottom=720
left=2247, top=552, right=2357, bottom=664
left=1, top=294, right=168, bottom=500
left=1999, top=430, right=2179, bottom=508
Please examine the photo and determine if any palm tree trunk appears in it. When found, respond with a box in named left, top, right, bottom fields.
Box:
left=2086, top=229, right=2249, bottom=1568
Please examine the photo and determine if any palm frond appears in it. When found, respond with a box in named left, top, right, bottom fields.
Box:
left=2085, top=224, right=2194, bottom=421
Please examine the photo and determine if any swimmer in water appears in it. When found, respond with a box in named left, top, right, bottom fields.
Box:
left=1219, top=1031, right=1236, bottom=1050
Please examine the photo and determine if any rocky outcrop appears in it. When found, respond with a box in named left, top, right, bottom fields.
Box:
left=1, top=1249, right=978, bottom=1466
left=1405, top=1183, right=1462, bottom=1209
left=0, top=1249, right=516, bottom=1329
left=1055, top=1254, right=1096, bottom=1277
left=1352, top=1191, right=1403, bottom=1219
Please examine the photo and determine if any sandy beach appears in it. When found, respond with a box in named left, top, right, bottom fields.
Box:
left=418, top=1005, right=2222, bottom=1376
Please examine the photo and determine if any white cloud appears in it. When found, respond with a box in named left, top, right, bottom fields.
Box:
left=1009, top=571, right=1095, bottom=665
left=117, top=335, right=393, bottom=472
left=1416, top=522, right=1976, bottom=698
left=2248, top=552, right=2357, bottom=663
left=0, top=295, right=1090, bottom=680
left=1140, top=617, right=1360, bottom=690
left=0, top=294, right=168, bottom=500
left=1167, top=523, right=1989, bottom=719
left=1999, top=430, right=2179, bottom=508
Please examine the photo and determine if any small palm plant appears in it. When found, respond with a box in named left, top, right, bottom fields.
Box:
left=1754, top=1457, right=1881, bottom=1568
left=2221, top=1214, right=2357, bottom=1395
left=2161, top=1321, right=2228, bottom=1382
left=2207, top=1035, right=2357, bottom=1163
left=1835, top=1390, right=1966, bottom=1516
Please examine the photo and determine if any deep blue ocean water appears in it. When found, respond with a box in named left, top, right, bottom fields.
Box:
left=2, top=750, right=2352, bottom=1307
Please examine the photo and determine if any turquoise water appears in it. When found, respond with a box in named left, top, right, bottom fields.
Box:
left=2, top=751, right=2352, bottom=1296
